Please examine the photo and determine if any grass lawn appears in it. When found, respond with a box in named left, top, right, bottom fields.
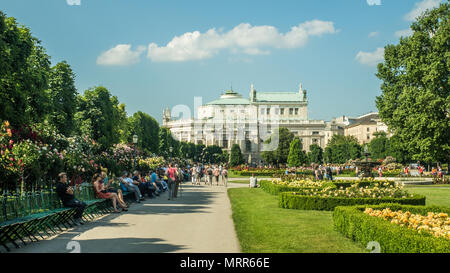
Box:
left=405, top=185, right=450, bottom=207
left=228, top=184, right=450, bottom=253
left=228, top=187, right=366, bottom=253
left=228, top=173, right=272, bottom=179
left=228, top=180, right=269, bottom=185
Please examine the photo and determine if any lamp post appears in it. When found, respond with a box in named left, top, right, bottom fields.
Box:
left=169, top=146, right=173, bottom=162
left=133, top=134, right=138, bottom=171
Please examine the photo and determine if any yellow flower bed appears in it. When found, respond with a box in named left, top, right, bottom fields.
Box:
left=271, top=179, right=326, bottom=188
left=364, top=208, right=450, bottom=240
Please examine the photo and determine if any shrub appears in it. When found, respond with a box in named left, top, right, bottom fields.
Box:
left=433, top=176, right=450, bottom=184
left=279, top=193, right=426, bottom=211
left=332, top=181, right=396, bottom=189
left=259, top=180, right=333, bottom=195
left=236, top=170, right=284, bottom=176
left=333, top=204, right=450, bottom=253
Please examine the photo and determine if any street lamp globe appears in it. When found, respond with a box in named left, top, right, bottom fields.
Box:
left=133, top=134, right=138, bottom=144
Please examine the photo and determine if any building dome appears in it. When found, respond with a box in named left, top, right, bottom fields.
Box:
left=220, top=89, right=242, bottom=99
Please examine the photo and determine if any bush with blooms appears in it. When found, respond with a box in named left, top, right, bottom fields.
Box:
left=63, top=135, right=101, bottom=183
left=138, top=156, right=167, bottom=173
left=270, top=179, right=328, bottom=189
left=364, top=208, right=450, bottom=240
left=111, top=143, right=139, bottom=172
left=295, top=182, right=411, bottom=199
left=0, top=121, right=23, bottom=190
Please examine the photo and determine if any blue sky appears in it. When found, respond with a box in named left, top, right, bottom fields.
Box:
left=1, top=0, right=444, bottom=123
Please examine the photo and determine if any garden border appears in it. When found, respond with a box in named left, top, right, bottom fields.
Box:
left=333, top=203, right=450, bottom=253
left=279, top=193, right=426, bottom=211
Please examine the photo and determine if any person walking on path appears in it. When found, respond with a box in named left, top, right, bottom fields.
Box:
left=166, top=163, right=177, bottom=200
left=213, top=166, right=220, bottom=186
left=207, top=165, right=213, bottom=186
left=192, top=165, right=197, bottom=185
left=222, top=167, right=228, bottom=187
left=326, top=166, right=333, bottom=181
left=55, top=172, right=86, bottom=226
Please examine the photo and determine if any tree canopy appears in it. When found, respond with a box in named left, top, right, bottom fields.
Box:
left=287, top=138, right=308, bottom=167
left=324, top=135, right=361, bottom=164
left=230, top=144, right=244, bottom=167
left=261, top=127, right=295, bottom=165
left=376, top=2, right=449, bottom=163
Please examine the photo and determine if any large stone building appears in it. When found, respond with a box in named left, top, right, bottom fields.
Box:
left=162, top=83, right=344, bottom=164
left=343, top=112, right=390, bottom=144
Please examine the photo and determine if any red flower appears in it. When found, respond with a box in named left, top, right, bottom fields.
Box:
left=9, top=140, right=14, bottom=145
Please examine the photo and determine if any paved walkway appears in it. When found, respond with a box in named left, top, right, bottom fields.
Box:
left=9, top=183, right=245, bottom=253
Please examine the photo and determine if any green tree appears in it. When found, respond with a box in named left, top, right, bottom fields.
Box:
left=376, top=2, right=449, bottom=163
left=287, top=138, right=308, bottom=167
left=368, top=132, right=389, bottom=160
left=324, top=135, right=362, bottom=164
left=158, top=127, right=170, bottom=157
left=230, top=144, right=244, bottom=167
left=126, top=111, right=160, bottom=155
left=221, top=150, right=230, bottom=164
left=46, top=61, right=77, bottom=136
left=261, top=127, right=295, bottom=165
left=308, top=144, right=323, bottom=164
left=0, top=12, right=51, bottom=128
left=204, top=145, right=223, bottom=164
left=194, top=144, right=206, bottom=162
left=74, top=86, right=122, bottom=150
left=385, top=134, right=412, bottom=164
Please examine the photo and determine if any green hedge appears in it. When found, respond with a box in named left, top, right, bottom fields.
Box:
left=259, top=180, right=334, bottom=195
left=279, top=193, right=426, bottom=211
left=233, top=170, right=284, bottom=177
left=333, top=203, right=450, bottom=253
left=332, top=181, right=396, bottom=189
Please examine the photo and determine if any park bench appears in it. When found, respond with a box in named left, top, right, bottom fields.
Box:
left=0, top=184, right=131, bottom=252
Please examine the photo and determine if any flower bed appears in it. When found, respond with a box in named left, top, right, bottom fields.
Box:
left=233, top=170, right=284, bottom=177
left=332, top=179, right=396, bottom=189
left=279, top=183, right=425, bottom=211
left=260, top=180, right=333, bottom=195
left=364, top=208, right=450, bottom=240
left=333, top=204, right=450, bottom=253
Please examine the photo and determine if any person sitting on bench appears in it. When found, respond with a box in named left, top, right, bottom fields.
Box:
left=93, top=173, right=128, bottom=213
left=55, top=172, right=87, bottom=226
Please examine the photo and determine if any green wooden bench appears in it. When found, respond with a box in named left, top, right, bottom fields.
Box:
left=0, top=185, right=133, bottom=252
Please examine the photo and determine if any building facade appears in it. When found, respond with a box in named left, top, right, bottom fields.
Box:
left=163, top=84, right=344, bottom=164
left=343, top=112, right=390, bottom=144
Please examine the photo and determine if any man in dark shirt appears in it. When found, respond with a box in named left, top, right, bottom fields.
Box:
left=55, top=172, right=87, bottom=226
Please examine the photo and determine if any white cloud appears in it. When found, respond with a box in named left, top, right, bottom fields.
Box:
left=355, top=48, right=385, bottom=66
left=368, top=31, right=379, bottom=38
left=97, top=44, right=146, bottom=66
left=147, top=20, right=337, bottom=62
left=395, top=28, right=413, bottom=38
left=66, top=0, right=81, bottom=5
left=367, top=0, right=381, bottom=6
left=404, top=0, right=442, bottom=21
